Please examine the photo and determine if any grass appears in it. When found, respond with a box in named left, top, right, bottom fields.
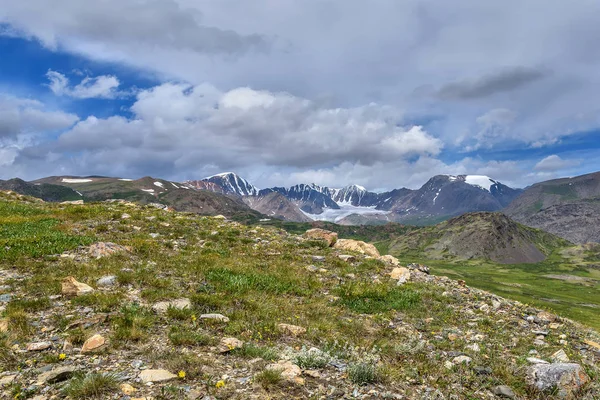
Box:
left=348, top=362, right=380, bottom=385
left=111, top=304, right=155, bottom=343
left=62, top=373, right=119, bottom=399
left=231, top=343, right=279, bottom=361
left=254, top=369, right=283, bottom=388
left=168, top=325, right=214, bottom=347
left=335, top=282, right=421, bottom=314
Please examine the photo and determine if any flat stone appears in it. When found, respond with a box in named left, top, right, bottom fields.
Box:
left=452, top=355, right=472, bottom=364
left=37, top=366, right=78, bottom=384
left=338, top=255, right=356, bottom=262
left=96, top=275, right=117, bottom=287
left=120, top=383, right=137, bottom=395
left=492, top=385, right=516, bottom=398
left=265, top=361, right=301, bottom=381
left=527, top=363, right=589, bottom=397
left=152, top=298, right=191, bottom=314
left=551, top=349, right=570, bottom=363
left=311, top=256, right=325, bottom=262
left=277, top=323, right=307, bottom=336
left=333, top=239, right=380, bottom=258
left=139, top=369, right=177, bottom=383
left=61, top=276, right=94, bottom=297
left=218, top=337, right=244, bottom=353
left=27, top=341, right=52, bottom=351
left=0, top=375, right=16, bottom=386
left=81, top=334, right=106, bottom=353
left=527, top=357, right=549, bottom=364
left=200, top=313, right=229, bottom=323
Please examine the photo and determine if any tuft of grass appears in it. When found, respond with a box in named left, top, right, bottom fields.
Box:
left=168, top=326, right=213, bottom=347
left=254, top=368, right=283, bottom=388
left=293, top=347, right=330, bottom=369
left=335, top=282, right=421, bottom=314
left=348, top=362, right=380, bottom=385
left=62, top=373, right=119, bottom=399
left=231, top=343, right=278, bottom=361
left=72, top=292, right=124, bottom=313
left=111, top=304, right=155, bottom=343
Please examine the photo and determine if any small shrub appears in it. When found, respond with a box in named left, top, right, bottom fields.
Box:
left=168, top=326, right=213, bottom=347
left=293, top=346, right=330, bottom=369
left=348, top=362, right=380, bottom=385
left=62, top=373, right=119, bottom=399
left=111, top=304, right=154, bottom=343
left=232, top=343, right=278, bottom=361
left=335, top=282, right=421, bottom=314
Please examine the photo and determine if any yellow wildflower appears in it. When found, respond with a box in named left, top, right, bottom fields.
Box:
left=178, top=370, right=186, bottom=379
left=215, top=380, right=225, bottom=388
left=59, top=353, right=66, bottom=360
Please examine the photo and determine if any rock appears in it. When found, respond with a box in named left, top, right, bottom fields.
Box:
left=265, top=361, right=301, bottom=381
left=61, top=276, right=94, bottom=297
left=218, top=337, right=244, bottom=353
left=452, top=356, right=472, bottom=365
left=584, top=339, right=600, bottom=350
left=0, top=319, right=7, bottom=332
left=492, top=385, right=516, bottom=398
left=303, top=229, right=338, bottom=247
left=88, top=242, right=130, bottom=258
left=474, top=366, right=492, bottom=375
left=200, top=313, right=229, bottom=323
left=96, top=275, right=117, bottom=287
left=407, top=263, right=430, bottom=274
left=0, top=375, right=16, bottom=386
left=527, top=363, right=589, bottom=397
left=311, top=255, right=325, bottom=262
left=527, top=357, right=549, bottom=364
left=152, top=298, right=192, bottom=314
left=277, top=323, right=307, bottom=336
left=389, top=267, right=411, bottom=284
left=551, top=349, right=570, bottom=363
left=537, top=311, right=556, bottom=323
left=37, top=366, right=77, bottom=384
left=338, top=255, right=356, bottom=262
left=81, top=334, right=106, bottom=353
left=305, top=265, right=318, bottom=272
left=27, top=341, right=52, bottom=351
left=0, top=294, right=12, bottom=303
left=139, top=369, right=177, bottom=383
left=62, top=200, right=84, bottom=205
left=120, top=383, right=137, bottom=395
left=334, top=239, right=380, bottom=257
left=378, top=255, right=400, bottom=265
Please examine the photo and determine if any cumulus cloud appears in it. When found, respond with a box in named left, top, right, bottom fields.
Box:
left=534, top=155, right=580, bottom=171
left=0, top=95, right=79, bottom=137
left=436, top=67, right=546, bottom=100
left=46, top=70, right=123, bottom=99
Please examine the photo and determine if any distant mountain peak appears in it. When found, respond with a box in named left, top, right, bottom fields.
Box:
left=189, top=172, right=259, bottom=196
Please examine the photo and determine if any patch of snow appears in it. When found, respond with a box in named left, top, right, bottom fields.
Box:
left=61, top=178, right=92, bottom=183
left=75, top=190, right=83, bottom=197
left=141, top=189, right=155, bottom=193
left=204, top=172, right=235, bottom=179
left=433, top=189, right=441, bottom=204
left=302, top=204, right=390, bottom=223
left=119, top=178, right=133, bottom=181
left=170, top=182, right=179, bottom=188
left=465, top=175, right=495, bottom=192
left=447, top=175, right=458, bottom=182
left=154, top=181, right=164, bottom=188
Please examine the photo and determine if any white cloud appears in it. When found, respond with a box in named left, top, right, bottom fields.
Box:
left=46, top=70, right=123, bottom=99
left=534, top=154, right=580, bottom=171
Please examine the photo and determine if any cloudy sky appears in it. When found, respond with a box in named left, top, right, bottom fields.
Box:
left=0, top=0, right=599, bottom=191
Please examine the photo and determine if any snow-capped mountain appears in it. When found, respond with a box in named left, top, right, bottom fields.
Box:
left=187, top=172, right=259, bottom=196
left=186, top=172, right=522, bottom=224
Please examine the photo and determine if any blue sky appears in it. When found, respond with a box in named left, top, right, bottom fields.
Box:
left=0, top=1, right=599, bottom=190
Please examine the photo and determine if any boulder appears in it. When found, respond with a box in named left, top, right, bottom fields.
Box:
left=333, top=239, right=380, bottom=258
left=61, top=276, right=94, bottom=297
left=96, top=275, right=117, bottom=287
left=139, top=369, right=177, bottom=383
left=81, top=334, right=106, bottom=353
left=303, top=229, right=338, bottom=247
left=218, top=337, right=244, bottom=353
left=265, top=360, right=302, bottom=382
left=37, top=366, right=78, bottom=384
left=390, top=267, right=411, bottom=284
left=152, top=298, right=191, bottom=314
left=379, top=254, right=400, bottom=265
left=492, top=385, right=516, bottom=398
left=200, top=313, right=229, bottom=323
left=527, top=363, right=589, bottom=397
left=27, top=341, right=52, bottom=351
left=277, top=323, right=307, bottom=336
left=551, top=349, right=570, bottom=363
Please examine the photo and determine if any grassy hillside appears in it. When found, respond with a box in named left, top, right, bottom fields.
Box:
left=1, top=191, right=598, bottom=399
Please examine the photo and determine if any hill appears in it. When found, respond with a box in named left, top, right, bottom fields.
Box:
left=504, top=171, right=600, bottom=243
left=0, top=178, right=82, bottom=202
left=388, top=212, right=570, bottom=264
left=0, top=191, right=598, bottom=399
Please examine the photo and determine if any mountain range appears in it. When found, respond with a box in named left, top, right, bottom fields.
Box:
left=2, top=170, right=599, bottom=244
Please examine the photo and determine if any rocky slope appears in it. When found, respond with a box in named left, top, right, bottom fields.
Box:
left=0, top=178, right=82, bottom=202
left=0, top=191, right=598, bottom=399
left=388, top=212, right=570, bottom=264
left=243, top=192, right=313, bottom=222
left=504, top=171, right=600, bottom=244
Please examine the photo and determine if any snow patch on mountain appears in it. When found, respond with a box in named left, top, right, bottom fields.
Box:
left=154, top=181, right=164, bottom=188
left=62, top=178, right=93, bottom=183
left=464, top=175, right=496, bottom=192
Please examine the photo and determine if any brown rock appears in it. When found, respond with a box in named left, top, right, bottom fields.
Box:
left=27, top=341, right=52, bottom=351
left=265, top=360, right=301, bottom=381
left=88, top=242, right=130, bottom=259
left=61, top=276, right=94, bottom=297
left=81, top=334, right=106, bottom=353
left=152, top=298, right=191, bottom=314
left=389, top=267, right=411, bottom=284
left=120, top=383, right=136, bottom=395
left=379, top=254, right=400, bottom=265
left=139, top=369, right=177, bottom=383
left=303, top=229, right=338, bottom=247
left=333, top=239, right=380, bottom=257
left=537, top=311, right=557, bottom=323
left=277, top=323, right=307, bottom=336
left=0, top=319, right=8, bottom=333
left=218, top=337, right=244, bottom=353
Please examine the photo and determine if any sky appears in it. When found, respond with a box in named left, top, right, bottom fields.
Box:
left=0, top=0, right=599, bottom=191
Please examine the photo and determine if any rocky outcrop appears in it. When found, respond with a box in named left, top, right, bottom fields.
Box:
left=527, top=363, right=589, bottom=398
left=303, top=229, right=338, bottom=247
left=61, top=276, right=94, bottom=297
left=333, top=239, right=380, bottom=257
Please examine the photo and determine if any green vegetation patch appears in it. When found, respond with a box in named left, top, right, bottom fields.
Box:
left=335, top=282, right=421, bottom=314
